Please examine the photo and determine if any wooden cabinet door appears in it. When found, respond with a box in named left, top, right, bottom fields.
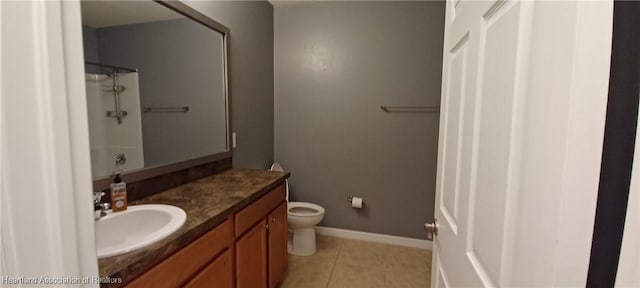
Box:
left=236, top=219, right=267, bottom=288
left=268, top=202, right=288, bottom=288
left=184, top=249, right=233, bottom=288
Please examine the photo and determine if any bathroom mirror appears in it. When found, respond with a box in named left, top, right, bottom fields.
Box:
left=80, top=0, right=230, bottom=185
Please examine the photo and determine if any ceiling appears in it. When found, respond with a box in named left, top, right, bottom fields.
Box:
left=81, top=0, right=184, bottom=28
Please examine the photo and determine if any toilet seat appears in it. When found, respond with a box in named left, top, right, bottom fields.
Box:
left=288, top=202, right=324, bottom=217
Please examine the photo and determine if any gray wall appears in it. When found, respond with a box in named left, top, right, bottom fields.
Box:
left=274, top=2, right=445, bottom=239
left=97, top=19, right=227, bottom=167
left=82, top=26, right=102, bottom=74
left=186, top=1, right=275, bottom=169
left=82, top=26, right=99, bottom=63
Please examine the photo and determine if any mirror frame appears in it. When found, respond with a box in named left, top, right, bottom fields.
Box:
left=92, top=0, right=232, bottom=190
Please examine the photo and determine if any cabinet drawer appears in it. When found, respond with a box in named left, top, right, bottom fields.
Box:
left=235, top=183, right=285, bottom=237
left=184, top=249, right=233, bottom=288
left=126, top=218, right=233, bottom=288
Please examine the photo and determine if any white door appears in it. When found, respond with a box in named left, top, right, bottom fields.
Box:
left=431, top=0, right=613, bottom=287
left=1, top=0, right=99, bottom=282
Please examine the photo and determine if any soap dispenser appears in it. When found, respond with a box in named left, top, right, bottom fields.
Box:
left=110, top=173, right=128, bottom=212
left=110, top=153, right=128, bottom=212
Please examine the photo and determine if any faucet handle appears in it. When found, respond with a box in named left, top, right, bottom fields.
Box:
left=93, top=191, right=105, bottom=203
left=94, top=199, right=111, bottom=220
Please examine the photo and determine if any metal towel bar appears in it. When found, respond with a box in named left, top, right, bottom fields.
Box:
left=380, top=105, right=440, bottom=113
left=143, top=105, right=190, bottom=113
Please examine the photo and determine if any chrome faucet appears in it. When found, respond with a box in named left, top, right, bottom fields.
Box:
left=94, top=191, right=111, bottom=220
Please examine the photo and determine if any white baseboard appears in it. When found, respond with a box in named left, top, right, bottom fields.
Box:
left=315, top=226, right=432, bottom=250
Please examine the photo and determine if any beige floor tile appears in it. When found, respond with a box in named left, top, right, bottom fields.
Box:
left=288, top=234, right=343, bottom=266
left=313, top=234, right=343, bottom=261
left=383, top=245, right=432, bottom=274
left=280, top=275, right=331, bottom=288
left=327, top=262, right=386, bottom=288
left=281, top=257, right=334, bottom=288
left=384, top=260, right=431, bottom=288
left=281, top=236, right=433, bottom=288
left=336, top=239, right=388, bottom=268
left=384, top=274, right=430, bottom=288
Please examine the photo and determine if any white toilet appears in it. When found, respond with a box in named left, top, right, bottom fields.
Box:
left=270, top=163, right=325, bottom=256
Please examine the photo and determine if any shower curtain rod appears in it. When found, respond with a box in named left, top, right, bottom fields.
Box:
left=85, top=61, right=137, bottom=73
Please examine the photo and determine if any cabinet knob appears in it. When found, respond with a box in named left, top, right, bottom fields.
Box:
left=264, top=223, right=269, bottom=230
left=272, top=217, right=276, bottom=223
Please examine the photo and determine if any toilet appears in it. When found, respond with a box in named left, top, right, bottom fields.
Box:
left=270, top=163, right=325, bottom=256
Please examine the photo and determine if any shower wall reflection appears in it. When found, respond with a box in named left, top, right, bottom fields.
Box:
left=81, top=0, right=229, bottom=180
left=85, top=71, right=144, bottom=177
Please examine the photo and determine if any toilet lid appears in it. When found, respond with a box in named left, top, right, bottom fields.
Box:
left=270, top=163, right=289, bottom=201
left=270, top=163, right=284, bottom=172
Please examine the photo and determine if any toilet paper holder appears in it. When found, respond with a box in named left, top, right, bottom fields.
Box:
left=348, top=195, right=365, bottom=206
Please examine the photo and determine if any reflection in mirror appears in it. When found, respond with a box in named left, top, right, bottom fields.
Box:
left=80, top=1, right=229, bottom=180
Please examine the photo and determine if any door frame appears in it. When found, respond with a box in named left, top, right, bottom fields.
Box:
left=1, top=0, right=99, bottom=283
left=587, top=0, right=640, bottom=286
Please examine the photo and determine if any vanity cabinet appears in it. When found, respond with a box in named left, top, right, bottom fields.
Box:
left=123, top=182, right=287, bottom=288
left=235, top=184, right=287, bottom=288
left=125, top=219, right=233, bottom=288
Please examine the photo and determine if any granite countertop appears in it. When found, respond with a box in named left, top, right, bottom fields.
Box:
left=98, top=168, right=289, bottom=286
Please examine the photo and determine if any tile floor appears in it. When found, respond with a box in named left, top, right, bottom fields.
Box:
left=281, top=235, right=432, bottom=288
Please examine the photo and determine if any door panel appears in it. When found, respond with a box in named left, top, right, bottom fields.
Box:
left=470, top=2, right=527, bottom=283
left=439, top=32, right=469, bottom=235
left=433, top=1, right=533, bottom=287
left=436, top=264, right=451, bottom=288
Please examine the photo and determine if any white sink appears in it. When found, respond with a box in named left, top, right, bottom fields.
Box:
left=95, top=204, right=186, bottom=259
